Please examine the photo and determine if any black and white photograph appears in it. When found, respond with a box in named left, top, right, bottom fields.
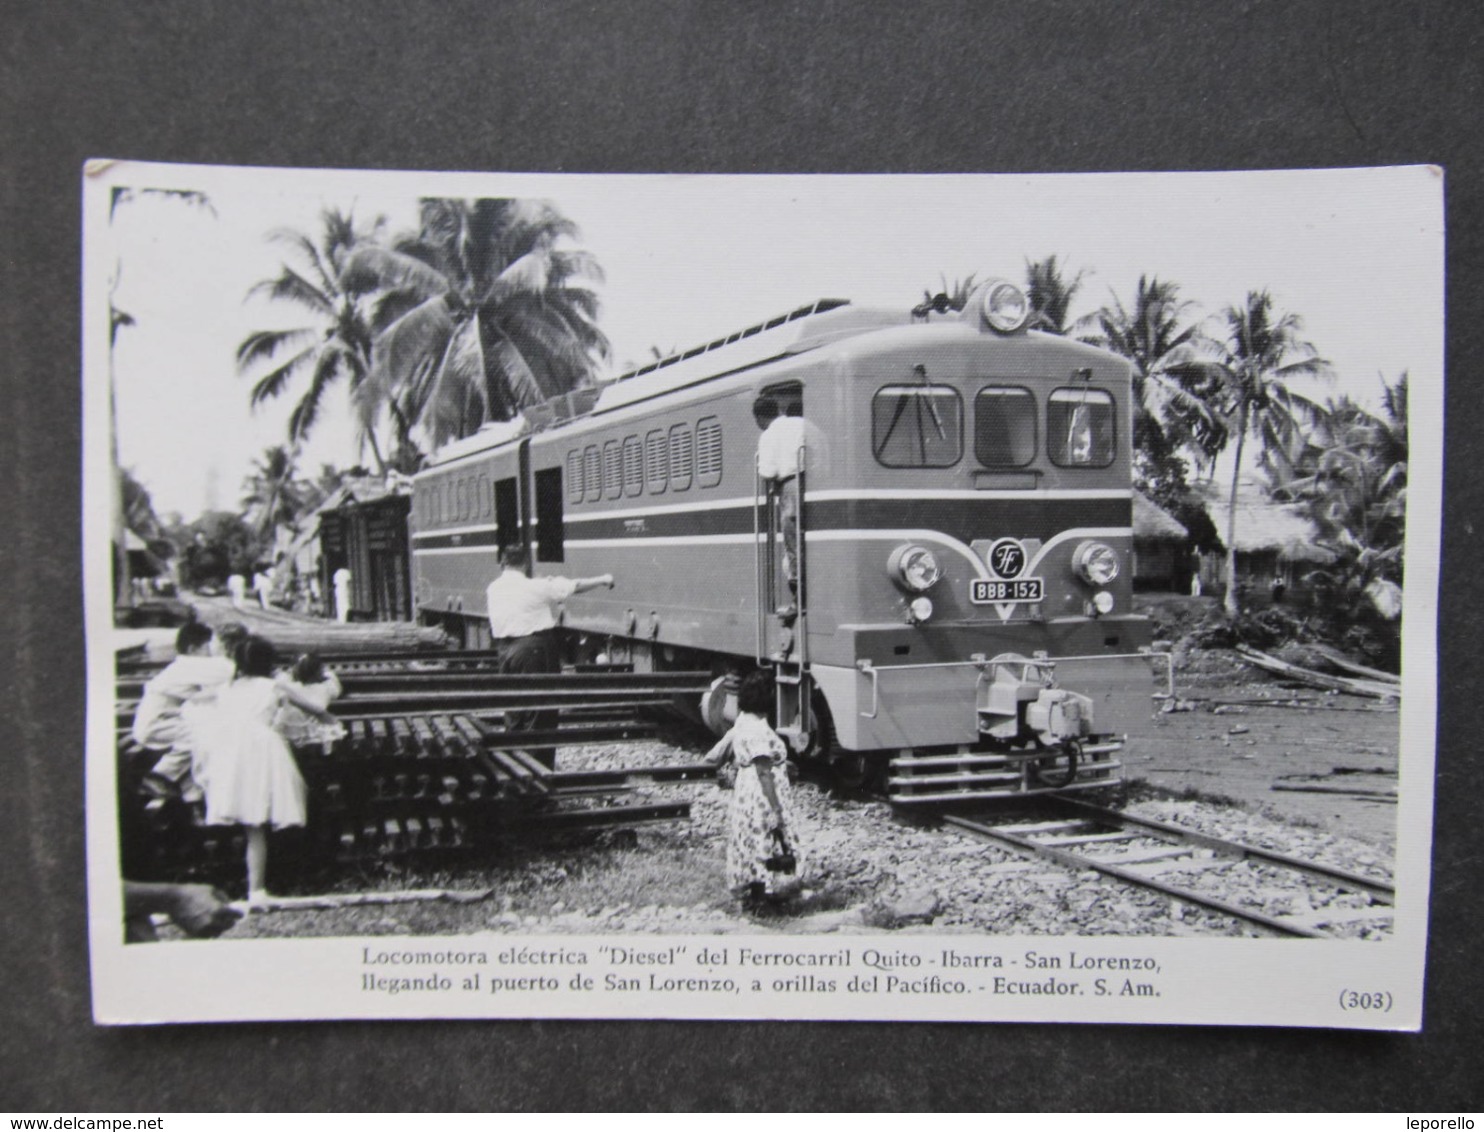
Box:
left=83, top=161, right=1441, bottom=1027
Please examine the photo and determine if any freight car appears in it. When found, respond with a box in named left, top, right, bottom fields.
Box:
left=410, top=279, right=1169, bottom=801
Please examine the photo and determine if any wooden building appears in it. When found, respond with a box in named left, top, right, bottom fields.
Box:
left=1131, top=491, right=1191, bottom=593
left=320, top=491, right=411, bottom=623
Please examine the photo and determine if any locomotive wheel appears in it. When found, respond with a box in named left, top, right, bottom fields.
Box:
left=828, top=749, right=875, bottom=791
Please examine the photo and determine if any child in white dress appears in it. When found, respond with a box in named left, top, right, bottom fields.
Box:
left=704, top=671, right=806, bottom=902
left=187, top=636, right=338, bottom=904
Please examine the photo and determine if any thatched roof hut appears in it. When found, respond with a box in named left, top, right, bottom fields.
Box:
left=1196, top=478, right=1334, bottom=563
left=1130, top=491, right=1191, bottom=592
left=1132, top=491, right=1188, bottom=541
left=1195, top=476, right=1334, bottom=597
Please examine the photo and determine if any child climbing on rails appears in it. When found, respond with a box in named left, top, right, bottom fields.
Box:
left=274, top=652, right=347, bottom=752
left=704, top=670, right=806, bottom=903
left=185, top=636, right=339, bottom=906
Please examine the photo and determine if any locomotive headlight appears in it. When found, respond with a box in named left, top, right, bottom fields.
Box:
left=908, top=596, right=934, bottom=624
left=1072, top=540, right=1120, bottom=586
left=1092, top=590, right=1115, bottom=614
left=887, top=544, right=943, bottom=592
left=982, top=280, right=1029, bottom=333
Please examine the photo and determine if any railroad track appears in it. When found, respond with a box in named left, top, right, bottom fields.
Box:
left=116, top=661, right=718, bottom=877
left=943, top=796, right=1394, bottom=939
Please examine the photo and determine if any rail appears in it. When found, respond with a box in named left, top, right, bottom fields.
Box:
left=945, top=800, right=1394, bottom=939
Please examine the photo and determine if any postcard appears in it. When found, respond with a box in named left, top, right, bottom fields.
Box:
left=85, top=161, right=1441, bottom=1027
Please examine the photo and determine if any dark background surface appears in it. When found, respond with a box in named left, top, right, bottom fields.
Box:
left=2, top=0, right=1480, bottom=1112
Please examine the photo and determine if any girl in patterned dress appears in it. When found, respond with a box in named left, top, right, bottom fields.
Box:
left=704, top=671, right=806, bottom=902
left=186, top=636, right=337, bottom=905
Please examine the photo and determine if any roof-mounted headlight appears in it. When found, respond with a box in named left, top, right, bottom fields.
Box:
left=982, top=280, right=1029, bottom=333
left=1072, top=540, right=1120, bottom=586
left=887, top=544, right=942, bottom=592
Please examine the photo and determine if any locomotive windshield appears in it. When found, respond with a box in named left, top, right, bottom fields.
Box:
left=974, top=386, right=1037, bottom=467
left=1048, top=387, right=1115, bottom=467
left=872, top=384, right=963, bottom=467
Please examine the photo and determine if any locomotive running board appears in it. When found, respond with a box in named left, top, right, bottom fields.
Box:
left=886, top=743, right=1124, bottom=804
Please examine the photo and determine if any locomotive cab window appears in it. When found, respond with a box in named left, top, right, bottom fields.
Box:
left=1048, top=387, right=1115, bottom=467
left=872, top=384, right=962, bottom=467
left=974, top=386, right=1037, bottom=467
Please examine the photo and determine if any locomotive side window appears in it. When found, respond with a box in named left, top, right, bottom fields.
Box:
left=534, top=466, right=565, bottom=562
left=584, top=446, right=601, bottom=502
left=494, top=476, right=520, bottom=550
left=696, top=416, right=723, bottom=488
left=975, top=387, right=1037, bottom=467
left=669, top=425, right=694, bottom=491
left=872, top=384, right=963, bottom=467
left=478, top=474, right=492, bottom=518
left=644, top=429, right=668, bottom=494
left=1048, top=387, right=1115, bottom=467
left=602, top=440, right=622, bottom=500
left=622, top=436, right=644, bottom=497
left=566, top=450, right=583, bottom=503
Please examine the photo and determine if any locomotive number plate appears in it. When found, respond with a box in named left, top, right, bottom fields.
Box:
left=970, top=578, right=1044, bottom=604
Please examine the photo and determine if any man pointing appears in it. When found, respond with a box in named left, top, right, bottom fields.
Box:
left=486, top=544, right=614, bottom=745
left=486, top=544, right=614, bottom=676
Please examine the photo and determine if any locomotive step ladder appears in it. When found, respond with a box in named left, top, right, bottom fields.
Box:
left=756, top=458, right=813, bottom=751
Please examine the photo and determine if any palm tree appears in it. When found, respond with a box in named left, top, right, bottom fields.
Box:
left=1279, top=375, right=1407, bottom=619
left=1166, top=291, right=1332, bottom=616
left=1084, top=276, right=1219, bottom=498
left=1024, top=255, right=1085, bottom=335
left=240, top=444, right=311, bottom=543
left=341, top=198, right=609, bottom=451
left=236, top=208, right=400, bottom=472
left=913, top=273, right=978, bottom=317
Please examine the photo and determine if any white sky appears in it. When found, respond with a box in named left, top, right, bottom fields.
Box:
left=95, top=164, right=1444, bottom=520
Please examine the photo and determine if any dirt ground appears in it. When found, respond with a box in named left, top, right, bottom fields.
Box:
left=1127, top=596, right=1400, bottom=850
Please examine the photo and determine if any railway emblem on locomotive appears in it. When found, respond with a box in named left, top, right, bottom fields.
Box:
left=988, top=538, right=1026, bottom=579
left=972, top=538, right=1044, bottom=605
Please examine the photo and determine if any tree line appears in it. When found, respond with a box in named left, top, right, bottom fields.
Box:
left=118, top=194, right=1406, bottom=627
left=926, top=258, right=1406, bottom=621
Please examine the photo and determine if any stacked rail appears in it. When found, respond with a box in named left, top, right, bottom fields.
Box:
left=116, top=658, right=716, bottom=883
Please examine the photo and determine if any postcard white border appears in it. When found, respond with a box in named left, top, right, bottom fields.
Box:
left=84, top=161, right=1442, bottom=1029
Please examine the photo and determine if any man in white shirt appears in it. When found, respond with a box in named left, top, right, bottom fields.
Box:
left=486, top=545, right=614, bottom=743
left=486, top=544, right=614, bottom=669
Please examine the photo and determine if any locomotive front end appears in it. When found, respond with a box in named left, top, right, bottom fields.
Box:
left=801, top=279, right=1167, bottom=801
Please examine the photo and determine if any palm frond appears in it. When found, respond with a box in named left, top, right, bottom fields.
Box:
left=339, top=245, right=451, bottom=299
left=249, top=346, right=316, bottom=406
left=485, top=333, right=547, bottom=413
left=236, top=327, right=317, bottom=371
left=246, top=267, right=334, bottom=316
left=287, top=347, right=346, bottom=441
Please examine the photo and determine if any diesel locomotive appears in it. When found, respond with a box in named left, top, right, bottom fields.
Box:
left=409, top=278, right=1168, bottom=801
